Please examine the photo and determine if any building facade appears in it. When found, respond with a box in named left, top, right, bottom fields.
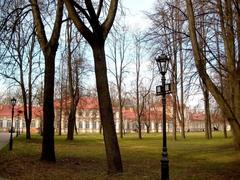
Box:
left=0, top=97, right=228, bottom=134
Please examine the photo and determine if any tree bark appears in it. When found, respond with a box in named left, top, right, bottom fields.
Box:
left=64, top=0, right=122, bottom=173
left=66, top=19, right=80, bottom=140
left=92, top=43, right=123, bottom=173
left=30, top=0, right=64, bottom=161
left=179, top=36, right=186, bottom=139
left=203, top=86, right=212, bottom=139
left=119, top=100, right=123, bottom=138
left=41, top=51, right=56, bottom=161
left=186, top=0, right=240, bottom=149
left=58, top=79, right=63, bottom=136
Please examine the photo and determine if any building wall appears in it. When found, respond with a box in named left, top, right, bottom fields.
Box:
left=0, top=104, right=230, bottom=134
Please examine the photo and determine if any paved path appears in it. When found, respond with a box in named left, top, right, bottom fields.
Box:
left=0, top=132, right=10, bottom=150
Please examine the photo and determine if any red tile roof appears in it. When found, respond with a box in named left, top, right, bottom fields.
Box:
left=122, top=108, right=136, bottom=121
left=0, top=105, right=42, bottom=119
left=0, top=105, right=13, bottom=117
left=0, top=97, right=172, bottom=121
left=78, top=97, right=99, bottom=110
left=54, top=97, right=99, bottom=110
left=189, top=112, right=205, bottom=121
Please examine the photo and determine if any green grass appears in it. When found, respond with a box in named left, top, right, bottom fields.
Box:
left=0, top=132, right=240, bottom=179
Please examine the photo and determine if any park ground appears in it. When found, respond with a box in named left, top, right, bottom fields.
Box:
left=0, top=132, right=240, bottom=179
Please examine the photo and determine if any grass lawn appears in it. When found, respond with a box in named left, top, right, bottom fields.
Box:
left=0, top=132, right=240, bottom=179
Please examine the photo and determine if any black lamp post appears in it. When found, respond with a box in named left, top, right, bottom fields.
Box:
left=156, top=54, right=171, bottom=180
left=9, top=97, right=16, bottom=151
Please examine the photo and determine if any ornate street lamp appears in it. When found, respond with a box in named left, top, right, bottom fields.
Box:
left=9, top=97, right=16, bottom=151
left=156, top=54, right=171, bottom=180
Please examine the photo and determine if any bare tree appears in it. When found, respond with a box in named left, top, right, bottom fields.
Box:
left=30, top=0, right=64, bottom=161
left=0, top=1, right=42, bottom=140
left=65, top=19, right=81, bottom=140
left=63, top=0, right=122, bottom=173
left=132, top=33, right=154, bottom=139
left=145, top=0, right=192, bottom=140
left=108, top=21, right=130, bottom=138
left=186, top=0, right=240, bottom=149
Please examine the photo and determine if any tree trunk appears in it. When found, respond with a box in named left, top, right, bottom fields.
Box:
left=67, top=108, right=76, bottom=140
left=67, top=91, right=79, bottom=139
left=229, top=119, right=240, bottom=149
left=119, top=98, right=123, bottom=138
left=27, top=34, right=33, bottom=140
left=66, top=19, right=80, bottom=140
left=20, top=64, right=31, bottom=140
left=137, top=117, right=142, bottom=139
left=25, top=120, right=31, bottom=140
left=30, top=0, right=63, bottom=161
left=59, top=92, right=63, bottom=136
left=203, top=86, right=212, bottom=139
left=58, top=57, right=64, bottom=136
left=41, top=52, right=56, bottom=161
left=99, top=124, right=103, bottom=134
left=179, top=39, right=185, bottom=139
left=199, top=0, right=212, bottom=140
left=215, top=18, right=227, bottom=139
left=146, top=125, right=150, bottom=133
left=186, top=0, right=240, bottom=148
left=92, top=43, right=123, bottom=173
left=40, top=82, right=44, bottom=136
left=172, top=83, right=177, bottom=140
left=21, top=86, right=31, bottom=140
left=155, top=122, right=159, bottom=133
left=171, top=5, right=178, bottom=140
left=223, top=118, right=228, bottom=138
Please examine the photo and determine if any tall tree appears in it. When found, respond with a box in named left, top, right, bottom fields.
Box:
left=186, top=0, right=240, bottom=149
left=63, top=0, right=122, bottom=173
left=66, top=19, right=81, bottom=140
left=108, top=23, right=130, bottom=139
left=198, top=0, right=212, bottom=139
left=145, top=0, right=190, bottom=139
left=0, top=1, right=41, bottom=140
left=132, top=33, right=154, bottom=139
left=30, top=0, right=64, bottom=161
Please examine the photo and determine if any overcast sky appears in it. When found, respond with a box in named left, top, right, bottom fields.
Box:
left=121, top=0, right=203, bottom=108
left=123, top=0, right=156, bottom=14
left=122, top=0, right=156, bottom=31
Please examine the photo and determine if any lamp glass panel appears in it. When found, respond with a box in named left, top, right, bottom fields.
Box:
left=157, top=63, right=161, bottom=73
left=11, top=98, right=16, bottom=106
left=165, top=84, right=170, bottom=91
left=160, top=61, right=167, bottom=73
left=156, top=86, right=161, bottom=93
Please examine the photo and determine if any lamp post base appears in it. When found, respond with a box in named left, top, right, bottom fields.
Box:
left=161, top=158, right=169, bottom=180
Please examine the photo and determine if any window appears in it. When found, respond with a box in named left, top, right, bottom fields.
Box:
left=64, top=121, right=68, bottom=129
left=22, top=121, right=26, bottom=128
left=92, top=111, right=97, bottom=117
left=85, top=121, right=89, bottom=129
left=31, top=120, right=36, bottom=128
left=79, top=121, right=82, bottom=129
left=78, top=111, right=83, bottom=117
left=7, top=120, right=11, bottom=128
left=85, top=111, right=90, bottom=117
left=15, top=121, right=20, bottom=128
left=0, top=120, right=3, bottom=128
left=92, top=121, right=96, bottom=129
left=127, top=122, right=130, bottom=130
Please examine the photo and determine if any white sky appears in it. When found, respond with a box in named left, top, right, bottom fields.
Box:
left=122, top=0, right=156, bottom=31
left=0, top=0, right=202, bottom=108
left=121, top=0, right=203, bottom=108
